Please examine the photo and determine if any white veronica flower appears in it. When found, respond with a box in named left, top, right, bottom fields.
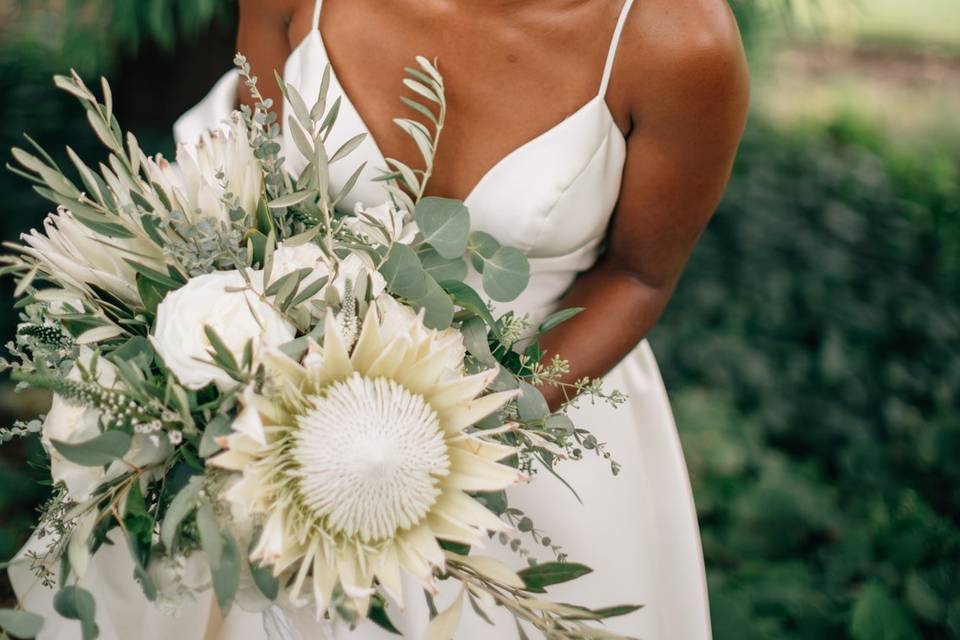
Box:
left=151, top=270, right=295, bottom=390
left=43, top=348, right=171, bottom=501
left=349, top=201, right=418, bottom=246
left=20, top=208, right=164, bottom=306
left=146, top=114, right=261, bottom=225
left=210, top=296, right=523, bottom=618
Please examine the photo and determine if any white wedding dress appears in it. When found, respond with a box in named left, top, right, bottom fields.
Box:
left=11, top=0, right=711, bottom=637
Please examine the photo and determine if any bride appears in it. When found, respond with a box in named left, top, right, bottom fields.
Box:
left=12, top=0, right=748, bottom=637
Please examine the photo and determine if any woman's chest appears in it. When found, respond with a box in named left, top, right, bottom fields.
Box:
left=285, top=0, right=623, bottom=202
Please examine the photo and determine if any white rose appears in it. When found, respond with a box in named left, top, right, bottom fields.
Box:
left=42, top=348, right=171, bottom=502
left=270, top=243, right=386, bottom=305
left=349, top=201, right=418, bottom=246
left=152, top=270, right=295, bottom=390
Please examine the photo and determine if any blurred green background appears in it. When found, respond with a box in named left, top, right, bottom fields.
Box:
left=0, top=1, right=958, bottom=638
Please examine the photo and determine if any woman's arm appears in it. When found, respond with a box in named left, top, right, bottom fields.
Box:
left=235, top=0, right=300, bottom=111
left=538, top=0, right=750, bottom=409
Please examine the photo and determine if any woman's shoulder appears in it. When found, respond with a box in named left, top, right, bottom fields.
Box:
left=238, top=0, right=303, bottom=23
left=614, top=0, right=749, bottom=117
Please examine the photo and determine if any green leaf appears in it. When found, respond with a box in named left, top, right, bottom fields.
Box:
left=409, top=275, right=454, bottom=330
left=211, top=531, right=240, bottom=614
left=109, top=337, right=154, bottom=369
left=53, top=586, right=99, bottom=640
left=481, top=247, right=530, bottom=303
left=566, top=604, right=644, bottom=620
left=250, top=560, right=279, bottom=601
left=467, top=231, right=500, bottom=273
left=160, top=476, right=203, bottom=551
left=440, top=281, right=496, bottom=330
left=517, top=381, right=550, bottom=421
left=419, top=247, right=468, bottom=283
left=538, top=308, right=584, bottom=333
left=137, top=275, right=167, bottom=315
left=0, top=609, right=44, bottom=639
left=850, top=583, right=923, bottom=640
left=267, top=190, right=316, bottom=209
left=123, top=260, right=183, bottom=290
left=51, top=431, right=132, bottom=467
left=460, top=317, right=497, bottom=367
left=415, top=197, right=471, bottom=260
left=204, top=325, right=240, bottom=374
left=380, top=244, right=427, bottom=300
left=70, top=212, right=136, bottom=240
left=368, top=596, right=402, bottom=635
left=197, top=502, right=224, bottom=571
left=517, top=562, right=592, bottom=593
left=544, top=414, right=575, bottom=435
left=198, top=414, right=233, bottom=458
left=330, top=133, right=367, bottom=164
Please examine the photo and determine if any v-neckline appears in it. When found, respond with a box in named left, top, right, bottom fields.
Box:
left=285, top=29, right=618, bottom=205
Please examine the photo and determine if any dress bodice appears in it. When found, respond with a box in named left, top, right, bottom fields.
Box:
left=174, top=0, right=636, bottom=322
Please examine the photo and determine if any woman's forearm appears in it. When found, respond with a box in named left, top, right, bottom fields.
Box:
left=535, top=260, right=675, bottom=411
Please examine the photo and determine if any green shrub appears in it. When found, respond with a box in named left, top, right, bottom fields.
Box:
left=653, top=115, right=960, bottom=639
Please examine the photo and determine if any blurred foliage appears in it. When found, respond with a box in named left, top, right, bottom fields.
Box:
left=9, top=0, right=231, bottom=73
left=652, top=115, right=960, bottom=638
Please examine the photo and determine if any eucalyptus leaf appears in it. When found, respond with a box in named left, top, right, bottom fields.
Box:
left=0, top=609, right=44, bottom=639
left=467, top=231, right=500, bottom=273
left=53, top=586, right=98, bottom=640
left=419, top=247, right=468, bottom=283
left=517, top=381, right=550, bottom=421
left=379, top=244, right=427, bottom=300
left=211, top=531, right=241, bottom=614
left=460, top=317, right=496, bottom=367
left=409, top=275, right=455, bottom=330
left=197, top=502, right=224, bottom=571
left=51, top=431, right=132, bottom=467
left=199, top=415, right=233, bottom=458
left=481, top=247, right=530, bottom=302
left=440, top=281, right=496, bottom=330
left=160, top=476, right=203, bottom=551
left=415, top=197, right=470, bottom=259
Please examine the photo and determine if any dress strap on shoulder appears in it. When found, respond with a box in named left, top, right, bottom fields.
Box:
left=312, top=0, right=324, bottom=30
left=598, top=0, right=637, bottom=97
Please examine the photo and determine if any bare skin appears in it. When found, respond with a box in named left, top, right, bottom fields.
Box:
left=237, top=0, right=750, bottom=408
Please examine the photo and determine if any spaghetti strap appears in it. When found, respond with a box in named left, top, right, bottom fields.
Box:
left=312, top=0, right=323, bottom=31
left=598, top=0, right=637, bottom=97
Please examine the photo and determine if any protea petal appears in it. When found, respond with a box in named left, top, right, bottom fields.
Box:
left=438, top=389, right=520, bottom=434
left=443, top=448, right=526, bottom=492
left=427, top=368, right=499, bottom=412
left=350, top=304, right=384, bottom=373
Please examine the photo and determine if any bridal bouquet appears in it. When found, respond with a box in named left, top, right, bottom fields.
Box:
left=0, top=56, right=633, bottom=640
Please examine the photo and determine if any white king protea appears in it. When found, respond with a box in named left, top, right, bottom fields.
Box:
left=146, top=114, right=261, bottom=225
left=210, top=296, right=524, bottom=615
